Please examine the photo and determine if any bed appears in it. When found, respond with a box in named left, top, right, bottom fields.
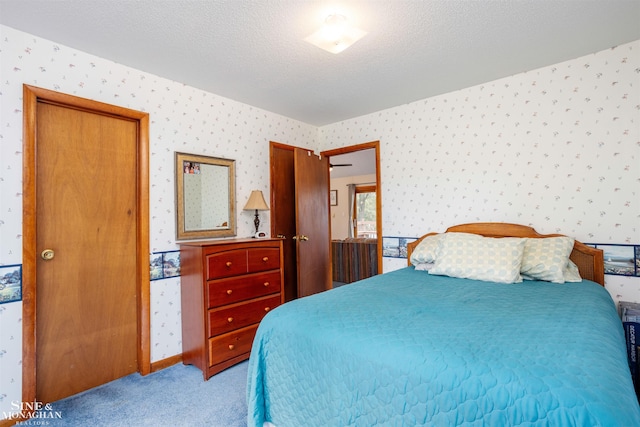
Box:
left=247, top=223, right=640, bottom=426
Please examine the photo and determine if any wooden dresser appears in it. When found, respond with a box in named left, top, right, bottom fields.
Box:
left=179, top=238, right=284, bottom=380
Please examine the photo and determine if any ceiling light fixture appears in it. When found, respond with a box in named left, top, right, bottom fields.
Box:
left=304, top=13, right=366, bottom=54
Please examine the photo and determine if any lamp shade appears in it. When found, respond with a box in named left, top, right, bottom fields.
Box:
left=243, top=190, right=269, bottom=211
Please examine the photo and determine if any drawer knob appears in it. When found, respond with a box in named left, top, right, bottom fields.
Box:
left=226, top=289, right=233, bottom=295
left=225, top=261, right=232, bottom=268
left=228, top=344, right=235, bottom=351
left=263, top=282, right=269, bottom=287
left=227, top=317, right=234, bottom=323
left=262, top=256, right=269, bottom=262
left=265, top=307, right=270, bottom=312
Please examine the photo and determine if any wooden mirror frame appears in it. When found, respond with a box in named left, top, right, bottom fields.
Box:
left=175, top=152, right=236, bottom=240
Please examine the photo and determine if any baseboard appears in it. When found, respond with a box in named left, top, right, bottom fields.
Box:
left=150, top=353, right=182, bottom=373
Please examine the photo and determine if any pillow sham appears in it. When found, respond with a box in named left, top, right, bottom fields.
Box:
left=563, top=259, right=582, bottom=282
left=429, top=233, right=526, bottom=284
left=414, top=262, right=434, bottom=272
left=520, top=237, right=575, bottom=283
left=409, top=234, right=443, bottom=266
left=523, top=260, right=582, bottom=282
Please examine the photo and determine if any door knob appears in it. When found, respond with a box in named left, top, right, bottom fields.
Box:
left=299, top=235, right=309, bottom=241
left=41, top=249, right=55, bottom=260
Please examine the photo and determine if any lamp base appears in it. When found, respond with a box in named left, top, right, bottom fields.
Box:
left=253, top=210, right=260, bottom=236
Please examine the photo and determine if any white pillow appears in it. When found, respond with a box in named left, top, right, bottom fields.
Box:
left=409, top=234, right=443, bottom=266
left=414, top=262, right=435, bottom=272
left=520, top=237, right=575, bottom=283
left=563, top=260, right=582, bottom=282
left=523, top=260, right=582, bottom=283
left=429, top=233, right=526, bottom=284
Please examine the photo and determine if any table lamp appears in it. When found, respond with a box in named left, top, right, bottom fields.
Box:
left=243, top=190, right=269, bottom=236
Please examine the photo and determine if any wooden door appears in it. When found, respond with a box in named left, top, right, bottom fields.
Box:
left=22, top=86, right=150, bottom=404
left=269, top=143, right=331, bottom=300
left=269, top=144, right=298, bottom=301
left=293, top=148, right=331, bottom=297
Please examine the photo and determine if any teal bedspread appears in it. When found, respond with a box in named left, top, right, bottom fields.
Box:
left=247, top=267, right=640, bottom=426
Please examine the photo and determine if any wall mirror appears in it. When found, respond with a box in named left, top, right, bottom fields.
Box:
left=175, top=152, right=236, bottom=240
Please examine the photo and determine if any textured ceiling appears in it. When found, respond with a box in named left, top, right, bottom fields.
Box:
left=1, top=0, right=639, bottom=126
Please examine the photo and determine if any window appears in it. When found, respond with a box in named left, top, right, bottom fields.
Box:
left=353, top=185, right=376, bottom=238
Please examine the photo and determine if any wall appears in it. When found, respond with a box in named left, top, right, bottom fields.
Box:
left=330, top=174, right=376, bottom=239
left=319, top=41, right=640, bottom=304
left=0, top=25, right=317, bottom=417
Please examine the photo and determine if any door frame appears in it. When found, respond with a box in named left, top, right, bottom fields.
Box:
left=322, top=141, right=382, bottom=274
left=21, top=85, right=151, bottom=405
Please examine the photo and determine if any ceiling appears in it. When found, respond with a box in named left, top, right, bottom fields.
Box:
left=1, top=1, right=639, bottom=127
left=329, top=149, right=376, bottom=179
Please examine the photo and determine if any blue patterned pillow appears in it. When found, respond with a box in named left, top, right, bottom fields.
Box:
left=414, top=262, right=435, bottom=271
left=563, top=260, right=583, bottom=282
left=520, top=237, right=575, bottom=283
left=409, top=234, right=443, bottom=266
left=429, top=233, right=526, bottom=284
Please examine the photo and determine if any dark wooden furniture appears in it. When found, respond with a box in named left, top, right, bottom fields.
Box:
left=180, top=238, right=284, bottom=380
left=332, top=238, right=378, bottom=283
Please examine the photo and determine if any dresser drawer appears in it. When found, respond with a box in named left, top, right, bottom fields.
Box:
left=208, top=324, right=258, bottom=367
left=207, top=271, right=281, bottom=308
left=247, top=247, right=280, bottom=273
left=206, top=249, right=247, bottom=280
left=208, top=294, right=281, bottom=337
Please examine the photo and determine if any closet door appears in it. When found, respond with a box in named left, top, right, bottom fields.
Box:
left=270, top=144, right=297, bottom=301
left=26, top=91, right=144, bottom=404
left=293, top=148, right=331, bottom=297
left=270, top=143, right=331, bottom=300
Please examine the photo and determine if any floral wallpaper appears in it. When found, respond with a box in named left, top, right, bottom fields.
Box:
left=319, top=42, right=639, bottom=302
left=0, top=25, right=317, bottom=416
left=0, top=22, right=638, bottom=418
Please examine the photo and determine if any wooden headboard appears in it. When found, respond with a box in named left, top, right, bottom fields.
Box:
left=406, top=222, right=605, bottom=286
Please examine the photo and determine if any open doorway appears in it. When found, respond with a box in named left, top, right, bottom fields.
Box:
left=322, top=141, right=381, bottom=287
